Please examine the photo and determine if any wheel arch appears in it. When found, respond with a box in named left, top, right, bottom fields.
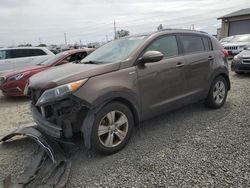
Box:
left=81, top=91, right=141, bottom=149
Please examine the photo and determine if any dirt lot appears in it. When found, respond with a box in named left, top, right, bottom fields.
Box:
left=0, top=72, right=249, bottom=187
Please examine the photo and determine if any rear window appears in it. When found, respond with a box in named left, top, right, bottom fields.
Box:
left=180, top=35, right=205, bottom=54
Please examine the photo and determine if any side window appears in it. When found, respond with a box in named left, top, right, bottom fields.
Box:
left=64, top=55, right=73, bottom=62
left=30, top=49, right=47, bottom=56
left=202, top=37, right=211, bottom=51
left=0, top=50, right=7, bottom=60
left=9, top=49, right=28, bottom=58
left=145, top=35, right=179, bottom=58
left=180, top=35, right=205, bottom=54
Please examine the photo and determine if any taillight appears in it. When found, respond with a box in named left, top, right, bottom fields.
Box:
left=221, top=48, right=229, bottom=57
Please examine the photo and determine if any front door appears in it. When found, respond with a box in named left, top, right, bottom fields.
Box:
left=137, top=35, right=187, bottom=119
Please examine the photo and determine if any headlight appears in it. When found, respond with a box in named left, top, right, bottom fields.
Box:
left=8, top=71, right=31, bottom=81
left=233, top=55, right=241, bottom=61
left=36, top=78, right=88, bottom=106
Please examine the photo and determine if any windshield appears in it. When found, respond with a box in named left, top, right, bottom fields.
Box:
left=38, top=52, right=65, bottom=65
left=230, top=35, right=250, bottom=43
left=81, top=36, right=147, bottom=64
left=220, top=36, right=234, bottom=43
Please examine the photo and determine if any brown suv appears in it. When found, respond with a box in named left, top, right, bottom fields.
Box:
left=28, top=29, right=230, bottom=154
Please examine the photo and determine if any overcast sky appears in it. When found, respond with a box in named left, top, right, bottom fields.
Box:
left=0, top=0, right=248, bottom=46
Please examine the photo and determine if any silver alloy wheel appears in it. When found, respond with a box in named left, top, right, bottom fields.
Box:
left=98, top=111, right=129, bottom=148
left=213, top=80, right=226, bottom=104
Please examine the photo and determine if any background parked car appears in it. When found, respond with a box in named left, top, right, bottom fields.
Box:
left=0, top=47, right=54, bottom=76
left=231, top=46, right=250, bottom=74
left=0, top=48, right=94, bottom=97
left=223, top=34, right=250, bottom=55
left=219, top=36, right=234, bottom=45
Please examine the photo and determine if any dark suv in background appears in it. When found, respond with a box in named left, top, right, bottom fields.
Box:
left=28, top=29, right=230, bottom=154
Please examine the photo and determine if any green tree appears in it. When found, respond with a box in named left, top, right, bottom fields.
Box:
left=116, top=29, right=130, bottom=38
left=37, top=44, right=47, bottom=47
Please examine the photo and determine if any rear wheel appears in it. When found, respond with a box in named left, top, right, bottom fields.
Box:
left=205, top=76, right=228, bottom=109
left=91, top=102, right=134, bottom=154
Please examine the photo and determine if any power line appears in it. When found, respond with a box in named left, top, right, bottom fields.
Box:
left=114, top=20, right=117, bottom=39
left=64, top=32, right=67, bottom=45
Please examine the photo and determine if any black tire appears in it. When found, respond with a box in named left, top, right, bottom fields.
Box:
left=235, top=71, right=243, bottom=74
left=205, top=76, right=228, bottom=109
left=91, top=102, right=134, bottom=154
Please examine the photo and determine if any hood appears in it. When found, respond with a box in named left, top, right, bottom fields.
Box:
left=2, top=65, right=48, bottom=78
left=237, top=49, right=250, bottom=58
left=29, top=63, right=120, bottom=90
left=223, top=42, right=250, bottom=47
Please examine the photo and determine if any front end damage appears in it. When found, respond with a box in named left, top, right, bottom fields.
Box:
left=30, top=89, right=89, bottom=140
left=0, top=89, right=97, bottom=187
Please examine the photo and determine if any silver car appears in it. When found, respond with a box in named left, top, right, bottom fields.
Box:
left=0, top=47, right=54, bottom=75
left=223, top=34, right=250, bottom=55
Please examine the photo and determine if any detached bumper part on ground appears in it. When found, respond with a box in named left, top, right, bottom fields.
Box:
left=0, top=126, right=71, bottom=188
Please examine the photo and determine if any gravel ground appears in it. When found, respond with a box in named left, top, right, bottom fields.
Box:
left=0, top=72, right=249, bottom=187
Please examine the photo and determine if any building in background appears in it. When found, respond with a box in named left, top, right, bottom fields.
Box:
left=218, top=8, right=250, bottom=39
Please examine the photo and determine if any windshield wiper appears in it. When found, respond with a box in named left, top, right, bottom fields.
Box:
left=82, top=60, right=102, bottom=64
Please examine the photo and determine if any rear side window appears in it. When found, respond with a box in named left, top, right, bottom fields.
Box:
left=29, top=49, right=47, bottom=56
left=145, top=35, right=179, bottom=58
left=180, top=35, right=205, bottom=54
left=202, top=37, right=212, bottom=51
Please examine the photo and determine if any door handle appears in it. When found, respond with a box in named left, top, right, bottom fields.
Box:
left=176, top=62, right=184, bottom=68
left=208, top=56, right=214, bottom=61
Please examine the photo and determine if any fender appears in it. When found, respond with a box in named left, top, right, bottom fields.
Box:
left=205, top=66, right=230, bottom=95
left=80, top=91, right=141, bottom=149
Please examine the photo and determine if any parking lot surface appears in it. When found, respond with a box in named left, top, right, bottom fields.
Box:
left=0, top=72, right=249, bottom=187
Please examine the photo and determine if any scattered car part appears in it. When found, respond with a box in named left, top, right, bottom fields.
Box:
left=1, top=126, right=71, bottom=188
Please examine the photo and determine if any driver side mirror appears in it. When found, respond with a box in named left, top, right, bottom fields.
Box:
left=138, top=51, right=164, bottom=64
left=55, top=60, right=69, bottom=66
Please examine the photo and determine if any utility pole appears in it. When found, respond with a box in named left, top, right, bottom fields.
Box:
left=38, top=37, right=41, bottom=44
left=114, top=20, right=117, bottom=39
left=191, top=24, right=195, bottom=30
left=64, top=32, right=67, bottom=45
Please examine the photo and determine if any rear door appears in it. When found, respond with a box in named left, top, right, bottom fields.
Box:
left=179, top=34, right=214, bottom=99
left=137, top=35, right=187, bottom=118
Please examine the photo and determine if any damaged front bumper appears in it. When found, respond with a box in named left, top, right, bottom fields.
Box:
left=30, top=89, right=89, bottom=140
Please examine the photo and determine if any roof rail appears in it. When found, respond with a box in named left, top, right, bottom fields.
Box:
left=157, top=28, right=208, bottom=34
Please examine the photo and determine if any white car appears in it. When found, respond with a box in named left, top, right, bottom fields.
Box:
left=223, top=34, right=250, bottom=55
left=0, top=47, right=54, bottom=75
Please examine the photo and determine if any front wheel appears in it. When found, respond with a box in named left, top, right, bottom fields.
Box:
left=91, top=102, right=134, bottom=154
left=205, top=76, right=228, bottom=109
